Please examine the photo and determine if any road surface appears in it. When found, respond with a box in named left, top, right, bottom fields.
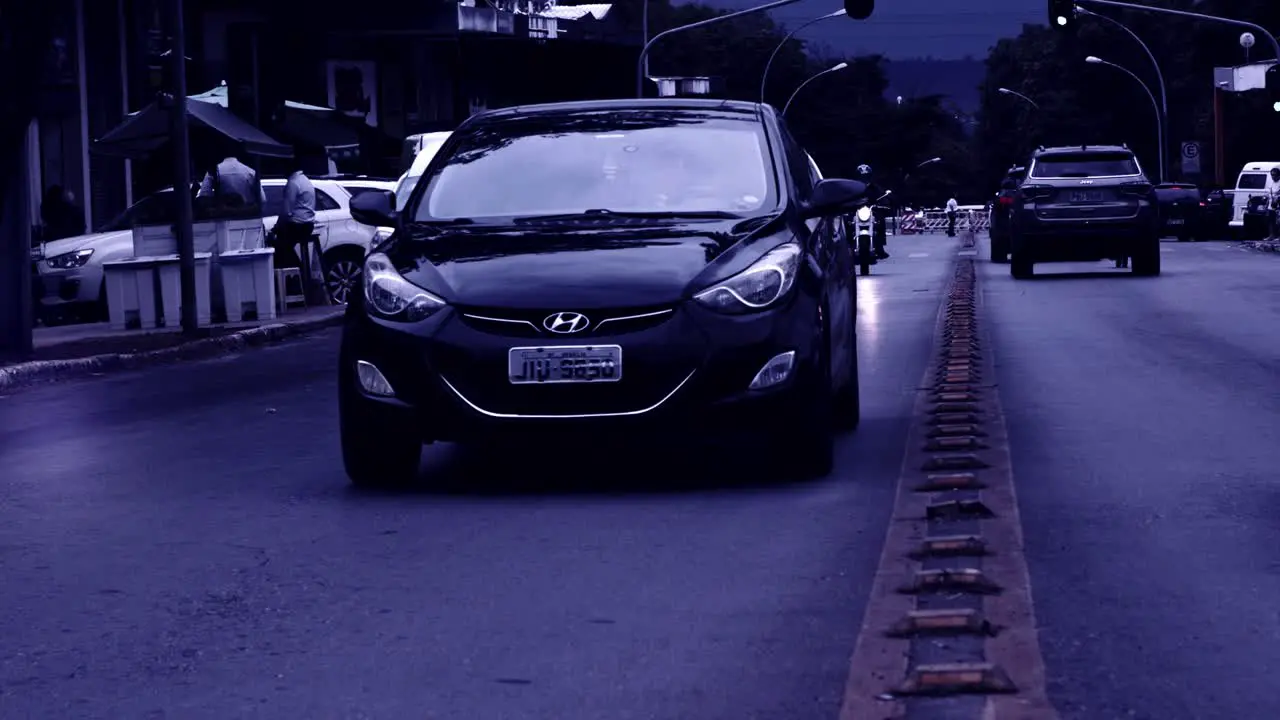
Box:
left=978, top=238, right=1280, bottom=720
left=0, top=234, right=956, bottom=720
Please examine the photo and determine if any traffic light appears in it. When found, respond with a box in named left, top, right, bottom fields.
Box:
left=1048, top=0, right=1076, bottom=29
left=1268, top=64, right=1280, bottom=112
left=844, top=0, right=873, bottom=21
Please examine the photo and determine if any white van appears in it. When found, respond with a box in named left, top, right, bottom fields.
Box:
left=394, top=131, right=452, bottom=211
left=1229, top=161, right=1280, bottom=231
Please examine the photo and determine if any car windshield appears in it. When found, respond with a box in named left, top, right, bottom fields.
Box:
left=413, top=110, right=774, bottom=221
left=1237, top=172, right=1269, bottom=190
left=1031, top=152, right=1139, bottom=178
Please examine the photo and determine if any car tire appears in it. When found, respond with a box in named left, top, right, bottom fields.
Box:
left=990, top=236, right=1009, bottom=263
left=338, top=366, right=422, bottom=488
left=782, top=306, right=836, bottom=480
left=1131, top=240, right=1162, bottom=276
left=1010, top=255, right=1034, bottom=279
left=833, top=312, right=861, bottom=431
left=323, top=247, right=366, bottom=305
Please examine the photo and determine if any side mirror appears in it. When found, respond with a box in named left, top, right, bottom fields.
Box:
left=802, top=178, right=868, bottom=218
left=349, top=189, right=399, bottom=228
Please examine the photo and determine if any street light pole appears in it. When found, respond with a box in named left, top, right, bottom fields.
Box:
left=636, top=0, right=808, bottom=98
left=166, top=0, right=198, bottom=334
left=781, top=62, right=848, bottom=116
left=759, top=9, right=846, bottom=105
left=996, top=87, right=1040, bottom=109
left=1085, top=56, right=1162, bottom=182
left=1077, top=7, right=1168, bottom=182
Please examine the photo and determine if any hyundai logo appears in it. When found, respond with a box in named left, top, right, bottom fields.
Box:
left=543, top=311, right=590, bottom=334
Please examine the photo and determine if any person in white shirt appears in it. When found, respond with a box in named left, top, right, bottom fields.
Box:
left=1266, top=167, right=1280, bottom=240
left=270, top=169, right=316, bottom=268
left=945, top=197, right=959, bottom=236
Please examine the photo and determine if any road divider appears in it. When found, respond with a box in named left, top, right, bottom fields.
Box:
left=839, top=257, right=1058, bottom=720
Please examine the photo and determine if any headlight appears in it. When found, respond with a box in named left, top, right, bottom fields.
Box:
left=362, top=252, right=446, bottom=322
left=45, top=248, right=94, bottom=269
left=855, top=206, right=873, bottom=223
left=693, top=242, right=801, bottom=314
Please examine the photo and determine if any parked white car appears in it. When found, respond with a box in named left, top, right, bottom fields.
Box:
left=394, top=131, right=451, bottom=211
left=35, top=177, right=393, bottom=321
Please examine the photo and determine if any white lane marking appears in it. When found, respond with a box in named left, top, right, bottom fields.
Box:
left=958, top=250, right=978, bottom=256
left=908, top=252, right=930, bottom=258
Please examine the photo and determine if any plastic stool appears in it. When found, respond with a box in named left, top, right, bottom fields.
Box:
left=275, top=267, right=306, bottom=315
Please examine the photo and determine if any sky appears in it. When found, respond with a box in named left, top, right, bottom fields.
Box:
left=686, top=0, right=1044, bottom=60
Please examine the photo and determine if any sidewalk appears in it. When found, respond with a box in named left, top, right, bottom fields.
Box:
left=1, top=306, right=346, bottom=391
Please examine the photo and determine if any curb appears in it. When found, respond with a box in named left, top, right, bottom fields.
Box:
left=0, top=311, right=345, bottom=393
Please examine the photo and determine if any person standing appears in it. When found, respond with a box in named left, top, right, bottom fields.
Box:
left=945, top=196, right=959, bottom=237
left=199, top=156, right=265, bottom=210
left=1266, top=167, right=1280, bottom=241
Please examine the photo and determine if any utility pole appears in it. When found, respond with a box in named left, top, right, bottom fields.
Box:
left=166, top=0, right=199, bottom=334
left=0, top=6, right=55, bottom=362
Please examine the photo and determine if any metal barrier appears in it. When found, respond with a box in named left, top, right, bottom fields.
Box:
left=897, top=209, right=991, bottom=234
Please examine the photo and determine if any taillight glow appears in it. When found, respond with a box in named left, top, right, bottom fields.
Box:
left=998, top=196, right=1014, bottom=206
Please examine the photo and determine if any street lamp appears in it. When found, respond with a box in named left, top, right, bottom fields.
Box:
left=760, top=9, right=847, bottom=105
left=1077, top=6, right=1167, bottom=182
left=1085, top=56, right=1163, bottom=182
left=637, top=0, right=809, bottom=97
left=782, top=62, right=848, bottom=116
left=997, top=87, right=1040, bottom=109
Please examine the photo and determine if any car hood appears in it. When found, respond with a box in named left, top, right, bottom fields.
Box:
left=390, top=220, right=763, bottom=309
left=40, top=229, right=132, bottom=258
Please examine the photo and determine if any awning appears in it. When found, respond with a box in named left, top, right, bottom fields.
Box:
left=275, top=105, right=362, bottom=152
left=92, top=95, right=293, bottom=159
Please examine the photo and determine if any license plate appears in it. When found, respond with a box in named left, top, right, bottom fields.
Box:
left=1167, top=218, right=1185, bottom=225
left=508, top=345, right=622, bottom=384
left=1067, top=190, right=1107, bottom=203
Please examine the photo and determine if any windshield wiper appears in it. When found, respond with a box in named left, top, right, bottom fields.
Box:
left=514, top=209, right=741, bottom=223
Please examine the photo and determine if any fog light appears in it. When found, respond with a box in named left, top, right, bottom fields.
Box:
left=749, top=351, right=796, bottom=390
left=356, top=360, right=396, bottom=397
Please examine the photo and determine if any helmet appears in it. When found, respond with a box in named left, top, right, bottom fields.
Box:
left=857, top=164, right=873, bottom=177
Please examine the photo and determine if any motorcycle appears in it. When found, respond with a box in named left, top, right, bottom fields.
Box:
left=852, top=190, right=892, bottom=276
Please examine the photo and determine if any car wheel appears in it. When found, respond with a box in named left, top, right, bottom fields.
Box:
left=1010, top=255, right=1034, bottom=279
left=781, top=305, right=836, bottom=480
left=324, top=248, right=365, bottom=305
left=338, top=364, right=421, bottom=488
left=833, top=301, right=861, bottom=431
left=990, top=236, right=1009, bottom=263
left=1131, top=240, right=1162, bottom=276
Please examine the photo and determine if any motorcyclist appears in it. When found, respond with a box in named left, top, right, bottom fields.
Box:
left=856, top=164, right=890, bottom=259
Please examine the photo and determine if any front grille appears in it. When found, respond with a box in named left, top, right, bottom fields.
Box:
left=458, top=306, right=675, bottom=338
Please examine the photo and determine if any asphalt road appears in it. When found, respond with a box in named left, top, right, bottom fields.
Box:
left=978, top=238, right=1280, bottom=720
left=0, top=234, right=957, bottom=720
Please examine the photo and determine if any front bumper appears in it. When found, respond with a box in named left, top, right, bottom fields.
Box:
left=36, top=265, right=100, bottom=308
left=339, top=297, right=820, bottom=443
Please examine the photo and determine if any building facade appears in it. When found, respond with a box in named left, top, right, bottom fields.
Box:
left=28, top=0, right=636, bottom=240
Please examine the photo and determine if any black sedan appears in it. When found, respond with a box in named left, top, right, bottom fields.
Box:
left=338, top=98, right=868, bottom=487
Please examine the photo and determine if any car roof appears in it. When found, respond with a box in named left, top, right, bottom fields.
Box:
left=467, top=97, right=768, bottom=123
left=1034, top=144, right=1132, bottom=156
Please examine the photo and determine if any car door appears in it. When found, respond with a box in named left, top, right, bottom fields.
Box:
left=312, top=186, right=343, bottom=251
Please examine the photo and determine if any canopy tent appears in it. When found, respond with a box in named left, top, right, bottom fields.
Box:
left=190, top=82, right=361, bottom=156
left=92, top=93, right=293, bottom=160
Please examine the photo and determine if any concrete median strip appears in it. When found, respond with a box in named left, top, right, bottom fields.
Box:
left=839, top=255, right=1058, bottom=720
left=0, top=310, right=345, bottom=393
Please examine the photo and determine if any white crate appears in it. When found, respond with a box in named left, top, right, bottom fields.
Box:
left=217, top=218, right=267, bottom=252
left=102, top=258, right=163, bottom=330
left=155, top=253, right=213, bottom=328
left=218, top=248, right=277, bottom=322
left=131, top=224, right=177, bottom=257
